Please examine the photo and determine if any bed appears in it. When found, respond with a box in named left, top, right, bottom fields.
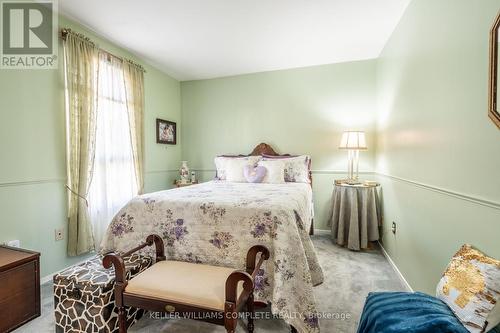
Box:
left=100, top=143, right=324, bottom=333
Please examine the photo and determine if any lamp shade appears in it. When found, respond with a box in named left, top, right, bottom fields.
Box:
left=339, top=131, right=367, bottom=150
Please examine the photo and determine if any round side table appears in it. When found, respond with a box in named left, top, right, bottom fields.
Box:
left=328, top=181, right=381, bottom=250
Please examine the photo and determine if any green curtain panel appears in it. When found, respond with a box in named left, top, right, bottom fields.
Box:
left=63, top=29, right=98, bottom=256
left=123, top=60, right=145, bottom=195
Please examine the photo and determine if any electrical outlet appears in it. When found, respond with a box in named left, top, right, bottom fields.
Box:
left=55, top=228, right=64, bottom=241
left=391, top=221, right=397, bottom=235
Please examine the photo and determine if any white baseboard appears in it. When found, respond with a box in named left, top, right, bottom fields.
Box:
left=313, top=229, right=331, bottom=235
left=378, top=241, right=413, bottom=292
left=40, top=257, right=91, bottom=285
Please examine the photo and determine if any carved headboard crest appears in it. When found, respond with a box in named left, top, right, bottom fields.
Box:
left=249, top=143, right=283, bottom=156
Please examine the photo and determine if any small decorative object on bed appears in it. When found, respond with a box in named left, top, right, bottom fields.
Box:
left=436, top=244, right=500, bottom=333
left=338, top=131, right=367, bottom=184
left=156, top=118, right=176, bottom=144
left=489, top=10, right=500, bottom=129
left=243, top=164, right=267, bottom=183
left=103, top=234, right=270, bottom=333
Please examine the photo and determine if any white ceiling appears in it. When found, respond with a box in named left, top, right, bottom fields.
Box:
left=59, top=0, right=410, bottom=81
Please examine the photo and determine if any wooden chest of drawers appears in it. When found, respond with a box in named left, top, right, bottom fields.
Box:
left=0, top=246, right=40, bottom=333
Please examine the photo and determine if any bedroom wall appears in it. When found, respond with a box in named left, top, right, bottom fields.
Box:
left=181, top=60, right=378, bottom=230
left=376, top=0, right=500, bottom=293
left=0, top=16, right=181, bottom=277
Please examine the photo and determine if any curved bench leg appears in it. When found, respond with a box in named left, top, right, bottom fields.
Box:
left=224, top=302, right=237, bottom=333
left=118, top=306, right=127, bottom=333
left=247, top=292, right=255, bottom=333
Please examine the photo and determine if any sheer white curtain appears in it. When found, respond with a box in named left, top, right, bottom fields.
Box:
left=89, top=53, right=138, bottom=247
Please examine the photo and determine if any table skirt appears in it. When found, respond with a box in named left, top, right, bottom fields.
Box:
left=328, top=185, right=381, bottom=250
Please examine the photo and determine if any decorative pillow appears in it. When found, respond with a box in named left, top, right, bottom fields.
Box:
left=257, top=160, right=285, bottom=184
left=358, top=291, right=469, bottom=333
left=436, top=244, right=500, bottom=333
left=214, top=156, right=261, bottom=180
left=262, top=155, right=310, bottom=183
left=225, top=158, right=255, bottom=182
left=243, top=165, right=266, bottom=183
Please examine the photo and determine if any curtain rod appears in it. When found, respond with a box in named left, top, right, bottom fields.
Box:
left=60, top=28, right=146, bottom=73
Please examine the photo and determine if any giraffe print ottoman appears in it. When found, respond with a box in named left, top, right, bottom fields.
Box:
left=53, top=253, right=153, bottom=333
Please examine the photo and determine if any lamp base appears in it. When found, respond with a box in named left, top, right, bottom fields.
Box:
left=335, top=178, right=363, bottom=185
left=346, top=149, right=362, bottom=182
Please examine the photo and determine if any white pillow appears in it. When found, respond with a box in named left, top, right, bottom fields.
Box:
left=225, top=158, right=254, bottom=182
left=262, top=155, right=310, bottom=183
left=258, top=160, right=285, bottom=184
left=214, top=156, right=261, bottom=180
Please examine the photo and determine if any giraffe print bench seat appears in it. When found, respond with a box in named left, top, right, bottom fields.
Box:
left=53, top=254, right=152, bottom=333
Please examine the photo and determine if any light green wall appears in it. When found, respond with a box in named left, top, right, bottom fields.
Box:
left=0, top=16, right=181, bottom=277
left=376, top=0, right=500, bottom=293
left=181, top=60, right=378, bottom=230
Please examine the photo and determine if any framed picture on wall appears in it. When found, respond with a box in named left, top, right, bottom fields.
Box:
left=156, top=118, right=176, bottom=144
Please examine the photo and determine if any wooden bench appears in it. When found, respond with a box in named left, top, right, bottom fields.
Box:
left=103, top=234, right=270, bottom=333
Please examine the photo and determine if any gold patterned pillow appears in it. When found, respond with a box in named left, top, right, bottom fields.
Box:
left=436, top=244, right=500, bottom=333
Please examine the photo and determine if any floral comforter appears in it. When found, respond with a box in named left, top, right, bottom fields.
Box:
left=101, top=181, right=324, bottom=333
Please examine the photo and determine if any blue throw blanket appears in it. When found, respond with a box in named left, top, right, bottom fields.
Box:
left=357, top=292, right=469, bottom=333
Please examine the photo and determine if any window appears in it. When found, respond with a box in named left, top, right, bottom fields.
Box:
left=89, top=54, right=138, bottom=247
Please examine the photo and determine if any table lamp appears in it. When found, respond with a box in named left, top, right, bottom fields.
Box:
left=339, top=131, right=367, bottom=183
